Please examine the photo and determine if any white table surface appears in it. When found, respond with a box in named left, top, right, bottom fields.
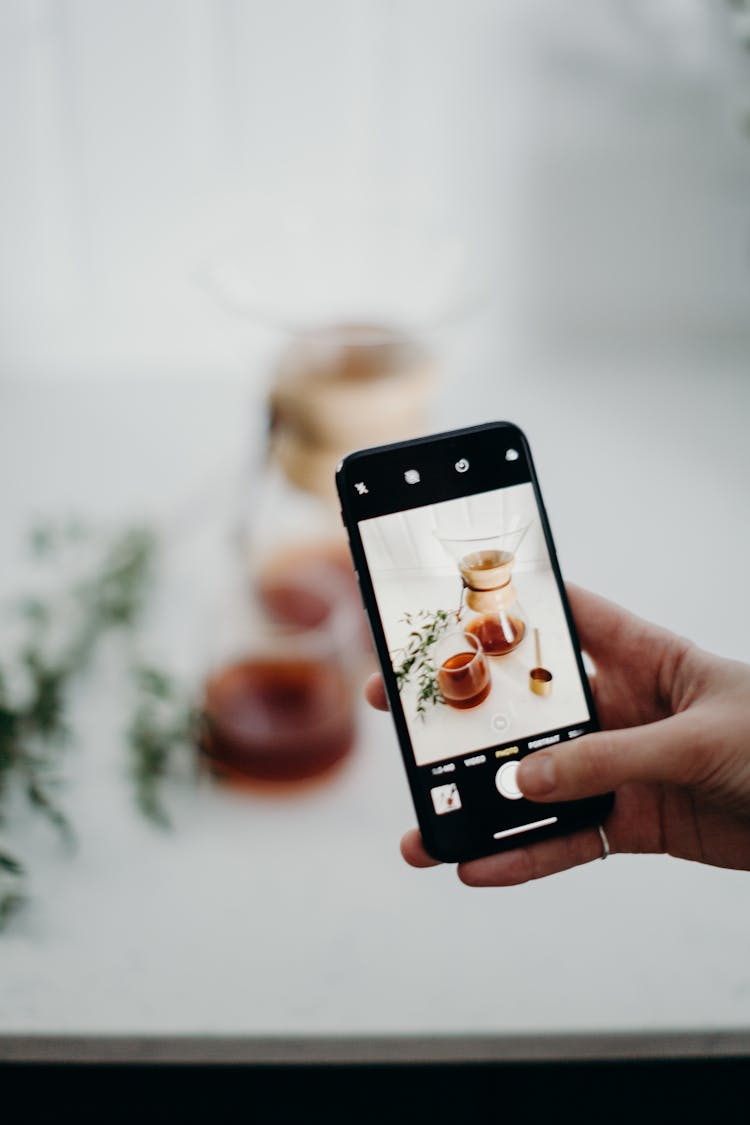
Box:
left=0, top=365, right=749, bottom=1056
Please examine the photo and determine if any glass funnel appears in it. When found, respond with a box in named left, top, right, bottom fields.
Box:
left=435, top=525, right=529, bottom=584
left=434, top=524, right=530, bottom=656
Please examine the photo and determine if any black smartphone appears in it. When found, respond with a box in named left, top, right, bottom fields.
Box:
left=337, top=421, right=613, bottom=863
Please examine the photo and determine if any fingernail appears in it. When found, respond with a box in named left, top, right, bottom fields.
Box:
left=518, top=752, right=556, bottom=796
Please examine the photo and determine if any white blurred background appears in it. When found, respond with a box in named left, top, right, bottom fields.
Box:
left=1, top=0, right=749, bottom=382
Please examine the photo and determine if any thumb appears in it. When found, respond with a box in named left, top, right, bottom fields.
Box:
left=516, top=713, right=705, bottom=802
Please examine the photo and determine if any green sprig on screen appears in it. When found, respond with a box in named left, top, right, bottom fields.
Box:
left=392, top=608, right=458, bottom=721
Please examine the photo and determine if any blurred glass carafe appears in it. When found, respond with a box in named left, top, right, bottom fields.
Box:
left=196, top=209, right=465, bottom=785
left=200, top=322, right=436, bottom=789
left=201, top=604, right=356, bottom=789
left=251, top=321, right=436, bottom=639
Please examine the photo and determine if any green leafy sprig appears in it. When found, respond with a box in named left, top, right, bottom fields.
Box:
left=127, top=666, right=201, bottom=829
left=0, top=523, right=156, bottom=926
left=0, top=850, right=25, bottom=929
left=392, top=608, right=458, bottom=721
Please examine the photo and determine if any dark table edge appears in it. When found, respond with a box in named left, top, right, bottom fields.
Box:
left=1, top=1031, right=749, bottom=1065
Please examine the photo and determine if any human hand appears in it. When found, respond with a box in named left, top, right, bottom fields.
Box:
left=365, top=584, right=750, bottom=885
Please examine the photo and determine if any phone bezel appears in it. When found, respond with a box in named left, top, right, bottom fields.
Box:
left=337, top=421, right=613, bottom=863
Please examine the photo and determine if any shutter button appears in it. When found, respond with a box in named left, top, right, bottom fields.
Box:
left=495, top=760, right=523, bottom=800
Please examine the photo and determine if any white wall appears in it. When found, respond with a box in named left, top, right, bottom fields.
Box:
left=0, top=0, right=748, bottom=383
left=360, top=484, right=546, bottom=574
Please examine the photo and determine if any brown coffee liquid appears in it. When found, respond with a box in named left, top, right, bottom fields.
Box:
left=437, top=651, right=491, bottom=709
left=465, top=614, right=525, bottom=656
left=258, top=581, right=332, bottom=629
left=462, top=549, right=513, bottom=572
left=202, top=658, right=354, bottom=783
left=257, top=540, right=371, bottom=650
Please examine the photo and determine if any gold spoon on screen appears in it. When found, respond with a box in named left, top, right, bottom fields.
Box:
left=529, top=627, right=553, bottom=697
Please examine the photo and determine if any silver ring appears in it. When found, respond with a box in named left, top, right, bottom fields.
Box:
left=597, top=824, right=610, bottom=861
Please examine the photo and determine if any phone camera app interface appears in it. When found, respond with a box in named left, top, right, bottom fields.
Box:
left=358, top=483, right=591, bottom=790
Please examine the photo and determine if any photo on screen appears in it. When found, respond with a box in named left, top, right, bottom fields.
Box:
left=359, top=483, right=590, bottom=767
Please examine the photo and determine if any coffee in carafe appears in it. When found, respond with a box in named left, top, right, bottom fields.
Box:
left=456, top=549, right=525, bottom=655
left=434, top=631, right=491, bottom=709
left=202, top=654, right=355, bottom=785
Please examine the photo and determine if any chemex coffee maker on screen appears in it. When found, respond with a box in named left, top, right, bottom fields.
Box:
left=436, top=524, right=530, bottom=656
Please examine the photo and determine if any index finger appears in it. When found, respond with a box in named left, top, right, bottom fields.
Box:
left=566, top=582, right=674, bottom=670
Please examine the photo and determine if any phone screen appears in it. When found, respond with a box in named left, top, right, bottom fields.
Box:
left=339, top=422, right=609, bottom=862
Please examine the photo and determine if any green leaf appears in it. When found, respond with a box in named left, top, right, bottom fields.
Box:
left=0, top=851, right=24, bottom=876
left=20, top=598, right=50, bottom=627
left=29, top=523, right=55, bottom=557
left=393, top=608, right=455, bottom=716
left=0, top=519, right=165, bottom=925
left=0, top=889, right=24, bottom=930
left=134, top=667, right=173, bottom=699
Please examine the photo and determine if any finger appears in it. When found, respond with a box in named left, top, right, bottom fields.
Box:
left=566, top=583, right=690, bottom=688
left=458, top=824, right=610, bottom=887
left=565, top=583, right=649, bottom=662
left=364, top=673, right=389, bottom=711
left=562, top=580, right=652, bottom=666
left=400, top=829, right=442, bottom=868
left=566, top=583, right=629, bottom=638
left=516, top=712, right=705, bottom=802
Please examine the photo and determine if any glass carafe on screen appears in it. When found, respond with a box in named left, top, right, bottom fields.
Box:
left=435, top=525, right=530, bottom=656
